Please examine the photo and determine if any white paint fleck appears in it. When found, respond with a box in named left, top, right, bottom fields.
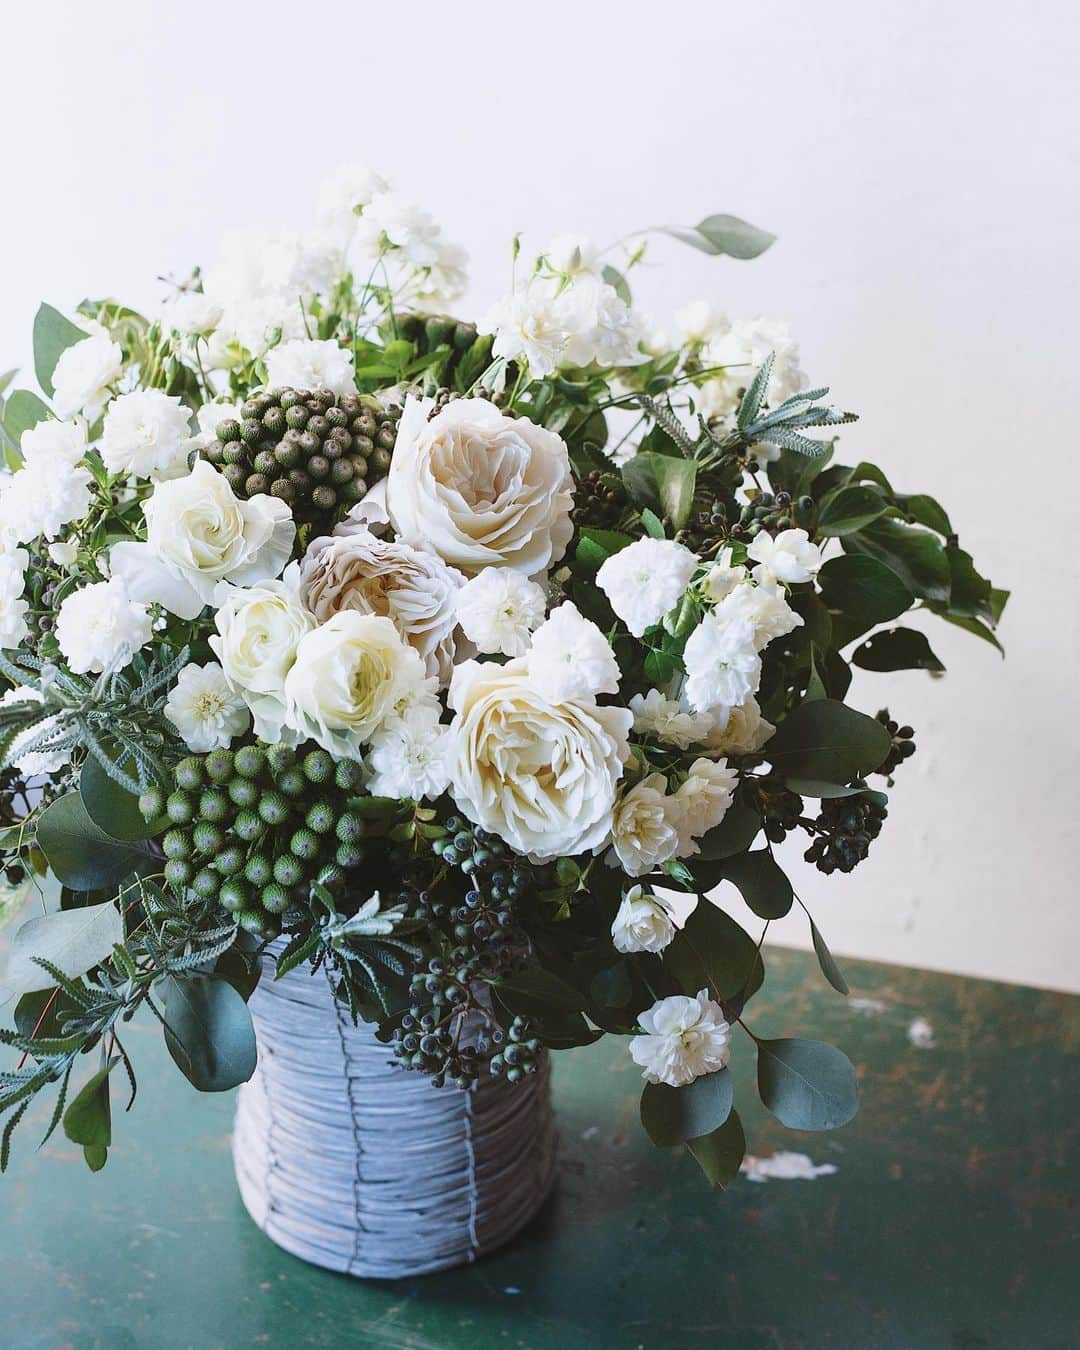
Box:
left=849, top=997, right=888, bottom=1016
left=740, top=1151, right=838, bottom=1183
left=581, top=1125, right=599, bottom=1141
left=908, top=1016, right=936, bottom=1049
left=504, top=1286, right=521, bottom=1295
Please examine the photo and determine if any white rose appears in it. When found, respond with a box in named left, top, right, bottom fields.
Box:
left=378, top=396, right=574, bottom=576
left=701, top=549, right=748, bottom=603
left=746, top=528, right=822, bottom=586
left=20, top=419, right=87, bottom=468
left=703, top=695, right=775, bottom=756
left=55, top=578, right=152, bottom=675
left=298, top=524, right=464, bottom=685
left=455, top=567, right=546, bottom=658
left=629, top=988, right=731, bottom=1087
left=51, top=330, right=123, bottom=420
left=628, top=689, right=713, bottom=750
left=611, top=885, right=677, bottom=955
left=164, top=661, right=250, bottom=753
left=209, top=577, right=315, bottom=741
left=264, top=338, right=356, bottom=397
left=608, top=772, right=682, bottom=878
left=284, top=611, right=426, bottom=759
left=109, top=460, right=295, bottom=620
left=596, top=537, right=699, bottom=638
left=683, top=613, right=762, bottom=715
left=99, top=389, right=193, bottom=480
left=525, top=601, right=620, bottom=703
left=674, top=758, right=738, bottom=854
left=446, top=658, right=631, bottom=861
left=713, top=579, right=802, bottom=649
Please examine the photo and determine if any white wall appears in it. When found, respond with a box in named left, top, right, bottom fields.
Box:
left=2, top=1, right=1076, bottom=991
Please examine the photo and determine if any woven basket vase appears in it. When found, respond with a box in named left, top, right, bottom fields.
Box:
left=232, top=944, right=558, bottom=1279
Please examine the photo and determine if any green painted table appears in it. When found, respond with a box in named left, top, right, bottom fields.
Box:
left=3, top=949, right=1077, bottom=1350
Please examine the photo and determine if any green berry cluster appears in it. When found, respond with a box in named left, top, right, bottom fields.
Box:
left=392, top=954, right=487, bottom=1089
left=731, top=490, right=814, bottom=542
left=139, top=744, right=368, bottom=937
left=202, top=386, right=400, bottom=527
left=803, top=788, right=888, bottom=876
left=572, top=469, right=629, bottom=531
left=396, top=314, right=487, bottom=386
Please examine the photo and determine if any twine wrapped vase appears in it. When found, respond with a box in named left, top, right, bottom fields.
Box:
left=232, top=945, right=558, bottom=1279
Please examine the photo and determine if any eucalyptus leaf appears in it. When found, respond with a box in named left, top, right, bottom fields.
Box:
left=37, top=792, right=158, bottom=891
left=63, top=1057, right=118, bottom=1147
left=756, top=1037, right=858, bottom=1130
left=641, top=1068, right=733, bottom=1147
left=162, top=975, right=258, bottom=1093
left=80, top=755, right=166, bottom=841
left=664, top=899, right=763, bottom=1002
left=809, top=918, right=849, bottom=996
left=765, top=698, right=892, bottom=784
left=693, top=801, right=763, bottom=862
left=601, top=264, right=632, bottom=305
left=0, top=900, right=123, bottom=999
left=33, top=303, right=88, bottom=398
left=720, top=850, right=794, bottom=920
left=3, top=389, right=51, bottom=448
left=687, top=1107, right=746, bottom=1187
left=661, top=214, right=776, bottom=260
left=816, top=484, right=888, bottom=536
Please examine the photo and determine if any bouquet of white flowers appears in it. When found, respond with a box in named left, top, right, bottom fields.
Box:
left=0, top=164, right=1004, bottom=1191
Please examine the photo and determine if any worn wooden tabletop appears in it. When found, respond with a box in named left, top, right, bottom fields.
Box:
left=2, top=947, right=1077, bottom=1349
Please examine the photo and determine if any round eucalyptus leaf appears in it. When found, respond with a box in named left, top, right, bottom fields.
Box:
left=641, top=1068, right=733, bottom=1147
left=756, top=1037, right=858, bottom=1131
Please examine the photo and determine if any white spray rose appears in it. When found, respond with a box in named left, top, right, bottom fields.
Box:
left=209, top=577, right=315, bottom=742
left=51, top=330, right=123, bottom=420
left=673, top=758, right=738, bottom=855
left=746, top=528, right=822, bottom=586
left=683, top=614, right=762, bottom=715
left=628, top=689, right=713, bottom=750
left=109, top=460, right=295, bottom=620
left=713, top=579, right=802, bottom=649
left=55, top=578, right=152, bottom=675
left=446, top=658, right=631, bottom=862
left=703, top=695, right=775, bottom=756
left=629, top=988, right=731, bottom=1087
left=378, top=396, right=574, bottom=576
left=611, top=886, right=677, bottom=955
left=455, top=567, right=546, bottom=658
left=0, top=549, right=30, bottom=650
left=164, top=662, right=251, bottom=752
left=161, top=292, right=223, bottom=338
left=596, top=537, right=699, bottom=638
left=609, top=772, right=682, bottom=878
left=20, top=419, right=87, bottom=469
left=0, top=461, right=92, bottom=545
left=99, top=389, right=193, bottom=480
left=264, top=338, right=356, bottom=397
left=365, top=709, right=451, bottom=801
left=283, top=611, right=426, bottom=759
left=526, top=601, right=620, bottom=703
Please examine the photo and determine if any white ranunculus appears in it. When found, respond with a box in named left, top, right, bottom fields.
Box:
left=611, top=885, right=677, bottom=955
left=298, top=524, right=464, bottom=686
left=0, top=461, right=92, bottom=545
left=109, top=460, right=295, bottom=621
left=713, top=579, right=803, bottom=649
left=317, top=163, right=391, bottom=236
left=0, top=549, right=30, bottom=650
left=526, top=601, right=620, bottom=703
left=99, top=389, right=193, bottom=480
left=703, top=695, right=775, bottom=756
left=365, top=708, right=451, bottom=801
left=284, top=611, right=426, bottom=759
left=628, top=689, right=713, bottom=750
left=356, top=193, right=443, bottom=267
left=164, top=661, right=250, bottom=752
left=609, top=772, right=682, bottom=878
left=20, top=418, right=87, bottom=468
left=264, top=338, right=356, bottom=397
left=683, top=613, right=762, bottom=714
left=629, top=988, right=731, bottom=1087
left=380, top=396, right=574, bottom=577
left=446, top=658, right=631, bottom=862
left=161, top=292, right=223, bottom=338
left=55, top=578, right=152, bottom=675
left=596, top=537, right=699, bottom=638
left=455, top=567, right=546, bottom=657
left=209, top=577, right=315, bottom=741
left=674, top=758, right=738, bottom=855
left=51, top=330, right=124, bottom=420
left=746, top=528, right=822, bottom=586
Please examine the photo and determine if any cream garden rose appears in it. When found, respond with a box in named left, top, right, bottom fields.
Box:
left=446, top=658, right=631, bottom=861
left=283, top=611, right=427, bottom=759
left=377, top=396, right=574, bottom=576
left=109, top=459, right=294, bottom=620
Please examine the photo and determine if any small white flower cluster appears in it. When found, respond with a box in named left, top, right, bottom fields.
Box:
left=479, top=234, right=647, bottom=377
left=630, top=986, right=732, bottom=1088
left=676, top=303, right=808, bottom=425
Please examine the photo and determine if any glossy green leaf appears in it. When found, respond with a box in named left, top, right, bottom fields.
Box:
left=765, top=698, right=892, bottom=783
left=162, top=975, right=257, bottom=1093
left=935, top=610, right=1004, bottom=654
left=757, top=1037, right=858, bottom=1130
left=944, top=545, right=993, bottom=620
left=818, top=554, right=913, bottom=630
left=693, top=801, right=763, bottom=862
left=687, top=1107, right=746, bottom=1187
left=664, top=899, right=763, bottom=1002
left=720, top=850, right=794, bottom=920
left=3, top=389, right=51, bottom=449
left=79, top=756, right=165, bottom=841
left=622, top=451, right=697, bottom=530
left=846, top=517, right=950, bottom=604
left=495, top=967, right=588, bottom=1016
left=641, top=1068, right=733, bottom=1147
left=816, top=485, right=887, bottom=536
left=33, top=303, right=88, bottom=398
left=898, top=493, right=952, bottom=537
left=852, top=627, right=945, bottom=673
left=36, top=792, right=158, bottom=891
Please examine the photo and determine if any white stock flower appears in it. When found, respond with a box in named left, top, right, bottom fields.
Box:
left=201, top=229, right=334, bottom=353
left=0, top=460, right=92, bottom=545
left=0, top=549, right=30, bottom=650
left=611, top=885, right=676, bottom=955
left=109, top=460, right=294, bottom=621
left=51, top=330, right=123, bottom=420
left=447, top=658, right=631, bottom=861
left=481, top=274, right=645, bottom=376
left=55, top=578, right=152, bottom=675
left=379, top=396, right=574, bottom=576
left=674, top=757, right=738, bottom=854
left=746, top=528, right=822, bottom=586
left=629, top=988, right=731, bottom=1087
left=561, top=275, right=647, bottom=369
left=628, top=689, right=713, bottom=750
left=704, top=695, right=775, bottom=756
left=161, top=292, right=223, bottom=338
left=20, top=419, right=87, bottom=468
left=609, top=772, right=682, bottom=877
left=413, top=237, right=469, bottom=307
left=544, top=233, right=602, bottom=277
left=284, top=611, right=426, bottom=759
left=699, top=316, right=807, bottom=421
left=365, top=710, right=451, bottom=801
left=299, top=524, right=464, bottom=685
left=209, top=577, right=315, bottom=741
left=264, top=339, right=356, bottom=397
left=317, top=163, right=390, bottom=236
left=455, top=567, right=546, bottom=657
left=164, top=661, right=250, bottom=752
left=701, top=550, right=748, bottom=603
left=713, top=579, right=802, bottom=649
left=479, top=282, right=569, bottom=378
left=596, top=537, right=699, bottom=638
left=526, top=601, right=620, bottom=702
left=356, top=193, right=442, bottom=267
left=683, top=614, right=762, bottom=714
left=99, top=389, right=193, bottom=480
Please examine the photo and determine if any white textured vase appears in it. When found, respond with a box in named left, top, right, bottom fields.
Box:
left=232, top=946, right=558, bottom=1279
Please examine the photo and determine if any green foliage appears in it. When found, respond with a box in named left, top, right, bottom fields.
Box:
left=687, top=1108, right=746, bottom=1187
left=756, top=1037, right=859, bottom=1131
left=622, top=451, right=698, bottom=529
left=719, top=849, right=794, bottom=920
left=36, top=793, right=158, bottom=891
left=1, top=389, right=51, bottom=456
left=818, top=554, right=914, bottom=631
left=852, top=628, right=945, bottom=673
left=765, top=698, right=892, bottom=785
left=33, top=303, right=87, bottom=398
left=661, top=214, right=776, bottom=260
left=162, top=975, right=257, bottom=1093
left=641, top=1068, right=733, bottom=1147
left=664, top=899, right=763, bottom=1005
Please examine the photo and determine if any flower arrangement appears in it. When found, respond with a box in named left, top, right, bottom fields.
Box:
left=0, top=165, right=1005, bottom=1185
